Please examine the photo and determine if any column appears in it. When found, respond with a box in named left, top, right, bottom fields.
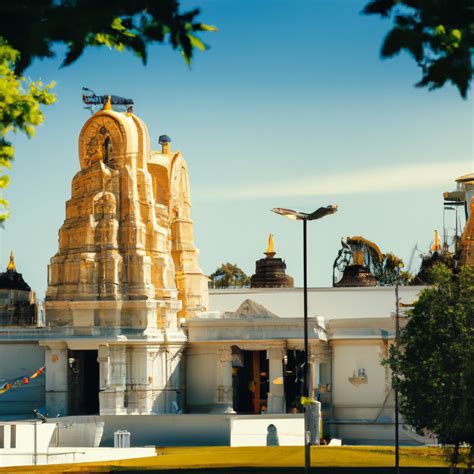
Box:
left=214, top=347, right=234, bottom=413
left=165, top=344, right=185, bottom=413
left=308, top=400, right=322, bottom=445
left=44, top=341, right=68, bottom=416
left=309, top=346, right=323, bottom=444
left=310, top=352, right=320, bottom=399
left=99, top=344, right=126, bottom=415
left=136, top=347, right=160, bottom=414
left=267, top=347, right=285, bottom=414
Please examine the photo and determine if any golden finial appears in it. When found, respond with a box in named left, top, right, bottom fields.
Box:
left=264, top=234, right=276, bottom=258
left=103, top=95, right=112, bottom=111
left=7, top=251, right=16, bottom=271
left=431, top=229, right=441, bottom=252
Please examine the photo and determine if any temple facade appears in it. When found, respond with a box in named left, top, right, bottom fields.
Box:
left=42, top=99, right=208, bottom=416
left=0, top=105, right=471, bottom=447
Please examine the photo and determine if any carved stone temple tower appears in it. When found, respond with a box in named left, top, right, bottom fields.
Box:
left=42, top=99, right=208, bottom=416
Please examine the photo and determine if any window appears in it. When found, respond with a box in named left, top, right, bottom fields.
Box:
left=10, top=425, right=16, bottom=448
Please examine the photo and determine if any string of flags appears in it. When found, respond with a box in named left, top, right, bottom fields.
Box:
left=0, top=366, right=45, bottom=394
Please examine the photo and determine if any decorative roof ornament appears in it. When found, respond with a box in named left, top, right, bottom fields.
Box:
left=251, top=234, right=294, bottom=288
left=102, top=95, right=112, bottom=111
left=159, top=135, right=171, bottom=145
left=265, top=234, right=275, bottom=258
left=431, top=229, right=441, bottom=252
left=7, top=251, right=15, bottom=272
left=159, top=135, right=172, bottom=154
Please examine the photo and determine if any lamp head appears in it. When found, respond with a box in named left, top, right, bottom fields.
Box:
left=271, top=205, right=338, bottom=221
left=271, top=208, right=307, bottom=221
left=307, top=204, right=338, bottom=221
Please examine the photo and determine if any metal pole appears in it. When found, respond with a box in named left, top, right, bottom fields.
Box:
left=395, top=284, right=400, bottom=474
left=303, top=218, right=311, bottom=473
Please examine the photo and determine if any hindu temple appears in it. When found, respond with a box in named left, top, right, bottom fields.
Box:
left=42, top=97, right=208, bottom=416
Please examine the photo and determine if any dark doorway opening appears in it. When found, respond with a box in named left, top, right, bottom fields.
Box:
left=284, top=350, right=305, bottom=413
left=232, top=349, right=269, bottom=414
left=68, top=350, right=100, bottom=415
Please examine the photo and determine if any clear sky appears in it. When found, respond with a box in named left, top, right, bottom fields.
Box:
left=2, top=0, right=473, bottom=298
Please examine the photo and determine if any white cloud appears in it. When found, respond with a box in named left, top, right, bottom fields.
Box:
left=197, top=160, right=473, bottom=200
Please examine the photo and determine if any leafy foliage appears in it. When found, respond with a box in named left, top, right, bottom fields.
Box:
left=0, top=1, right=217, bottom=72
left=363, top=0, right=473, bottom=98
left=209, top=263, right=251, bottom=289
left=0, top=40, right=56, bottom=221
left=375, top=252, right=413, bottom=285
left=388, top=264, right=474, bottom=452
left=0, top=1, right=215, bottom=220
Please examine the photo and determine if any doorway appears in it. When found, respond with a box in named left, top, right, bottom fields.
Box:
left=284, top=350, right=305, bottom=413
left=68, top=350, right=100, bottom=415
left=232, top=349, right=269, bottom=414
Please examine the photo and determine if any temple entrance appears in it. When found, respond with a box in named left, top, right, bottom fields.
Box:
left=68, top=350, right=100, bottom=415
left=232, top=349, right=269, bottom=414
left=284, top=350, right=305, bottom=413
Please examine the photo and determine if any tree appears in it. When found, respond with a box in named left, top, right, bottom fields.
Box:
left=0, top=1, right=216, bottom=220
left=388, top=264, right=474, bottom=466
left=375, top=252, right=413, bottom=286
left=363, top=0, right=473, bottom=98
left=209, top=263, right=251, bottom=289
left=0, top=40, right=56, bottom=221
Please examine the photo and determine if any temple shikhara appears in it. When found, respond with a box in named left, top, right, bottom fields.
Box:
left=0, top=99, right=472, bottom=451
left=43, top=98, right=208, bottom=415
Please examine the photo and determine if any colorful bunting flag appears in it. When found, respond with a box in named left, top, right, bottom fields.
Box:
left=30, top=367, right=45, bottom=379
left=0, top=366, right=45, bottom=395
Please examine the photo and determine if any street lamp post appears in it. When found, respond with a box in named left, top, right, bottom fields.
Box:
left=395, top=284, right=400, bottom=474
left=272, top=205, right=338, bottom=474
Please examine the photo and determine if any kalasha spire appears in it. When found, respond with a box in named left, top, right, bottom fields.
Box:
left=7, top=251, right=15, bottom=272
left=265, top=233, right=276, bottom=258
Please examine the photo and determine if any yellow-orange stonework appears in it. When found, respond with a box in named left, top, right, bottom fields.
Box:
left=42, top=108, right=208, bottom=415
left=45, top=108, right=208, bottom=326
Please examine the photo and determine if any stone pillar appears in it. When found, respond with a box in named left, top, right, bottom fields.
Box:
left=310, top=352, right=320, bottom=399
left=43, top=342, right=68, bottom=416
left=308, top=401, right=321, bottom=445
left=138, top=347, right=164, bottom=415
left=214, top=347, right=234, bottom=413
left=99, top=344, right=126, bottom=415
left=165, top=344, right=185, bottom=413
left=267, top=347, right=285, bottom=413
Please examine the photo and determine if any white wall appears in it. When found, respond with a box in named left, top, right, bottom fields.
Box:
left=209, top=286, right=422, bottom=320
left=331, top=340, right=391, bottom=421
left=43, top=414, right=306, bottom=448
left=230, top=415, right=303, bottom=446
left=186, top=346, right=219, bottom=411
left=0, top=447, right=155, bottom=467
left=0, top=422, right=55, bottom=451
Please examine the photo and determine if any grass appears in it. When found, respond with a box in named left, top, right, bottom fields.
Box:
left=0, top=445, right=469, bottom=473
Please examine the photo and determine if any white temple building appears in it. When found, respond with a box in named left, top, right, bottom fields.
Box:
left=1, top=102, right=470, bottom=451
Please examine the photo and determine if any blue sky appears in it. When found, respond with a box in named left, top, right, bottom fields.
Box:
left=2, top=0, right=473, bottom=297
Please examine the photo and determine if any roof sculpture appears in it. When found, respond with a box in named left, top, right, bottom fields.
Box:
left=0, top=251, right=37, bottom=326
left=250, top=235, right=294, bottom=288
left=0, top=252, right=31, bottom=292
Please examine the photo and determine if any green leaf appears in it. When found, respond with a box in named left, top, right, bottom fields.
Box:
left=188, top=34, right=206, bottom=51
left=197, top=23, right=218, bottom=32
